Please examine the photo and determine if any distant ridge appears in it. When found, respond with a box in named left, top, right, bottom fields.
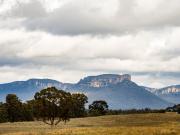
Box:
left=145, top=85, right=180, bottom=104
left=0, top=74, right=173, bottom=109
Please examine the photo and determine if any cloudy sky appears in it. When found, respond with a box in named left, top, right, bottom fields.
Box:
left=0, top=0, right=180, bottom=88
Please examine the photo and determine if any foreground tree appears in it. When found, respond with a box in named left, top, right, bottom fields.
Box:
left=71, top=93, right=88, bottom=117
left=89, top=100, right=108, bottom=116
left=34, top=87, right=72, bottom=126
left=21, top=103, right=34, bottom=121
left=0, top=102, right=8, bottom=123
left=6, top=94, right=23, bottom=122
left=27, top=99, right=40, bottom=120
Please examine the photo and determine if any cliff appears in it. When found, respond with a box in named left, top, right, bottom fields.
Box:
left=77, top=74, right=131, bottom=87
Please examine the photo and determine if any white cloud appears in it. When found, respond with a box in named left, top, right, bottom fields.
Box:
left=0, top=0, right=180, bottom=87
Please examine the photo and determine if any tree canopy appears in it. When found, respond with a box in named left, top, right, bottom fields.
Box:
left=34, top=87, right=73, bottom=126
left=89, top=100, right=108, bottom=116
left=6, top=94, right=23, bottom=122
left=71, top=93, right=88, bottom=117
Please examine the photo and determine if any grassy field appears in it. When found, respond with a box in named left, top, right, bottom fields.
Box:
left=0, top=113, right=180, bottom=135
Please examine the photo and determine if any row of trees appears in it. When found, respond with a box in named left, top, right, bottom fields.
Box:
left=0, top=87, right=109, bottom=125
left=0, top=94, right=34, bottom=123
left=106, top=108, right=166, bottom=115
left=1, top=86, right=179, bottom=125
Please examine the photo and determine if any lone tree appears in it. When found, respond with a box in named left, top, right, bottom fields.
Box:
left=89, top=100, right=108, bottom=116
left=34, top=87, right=72, bottom=126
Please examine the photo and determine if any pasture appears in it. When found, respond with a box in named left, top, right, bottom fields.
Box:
left=0, top=113, right=180, bottom=135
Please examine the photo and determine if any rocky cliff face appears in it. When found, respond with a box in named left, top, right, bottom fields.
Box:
left=155, top=86, right=180, bottom=95
left=77, top=74, right=131, bottom=88
left=143, top=85, right=180, bottom=104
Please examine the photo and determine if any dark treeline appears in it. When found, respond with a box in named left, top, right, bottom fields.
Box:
left=106, top=108, right=166, bottom=115
left=0, top=94, right=34, bottom=123
left=0, top=87, right=179, bottom=124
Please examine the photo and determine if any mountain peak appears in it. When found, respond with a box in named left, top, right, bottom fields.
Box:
left=77, top=74, right=131, bottom=88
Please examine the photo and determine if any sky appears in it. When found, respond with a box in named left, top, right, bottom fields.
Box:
left=0, top=0, right=180, bottom=88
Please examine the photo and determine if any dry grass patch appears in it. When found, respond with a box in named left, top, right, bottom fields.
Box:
left=0, top=113, right=180, bottom=135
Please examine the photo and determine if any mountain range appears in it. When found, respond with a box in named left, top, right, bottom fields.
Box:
left=0, top=74, right=178, bottom=109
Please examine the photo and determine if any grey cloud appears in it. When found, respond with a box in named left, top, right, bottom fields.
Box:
left=5, top=0, right=47, bottom=18
left=0, top=57, right=27, bottom=66
left=132, top=72, right=180, bottom=78
left=24, top=7, right=113, bottom=35
left=157, top=49, right=180, bottom=60
left=2, top=0, right=180, bottom=35
left=20, top=0, right=180, bottom=35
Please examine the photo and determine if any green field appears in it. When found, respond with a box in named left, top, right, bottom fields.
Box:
left=0, top=113, right=180, bottom=135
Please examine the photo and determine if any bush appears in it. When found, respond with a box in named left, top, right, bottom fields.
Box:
left=89, top=100, right=108, bottom=116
